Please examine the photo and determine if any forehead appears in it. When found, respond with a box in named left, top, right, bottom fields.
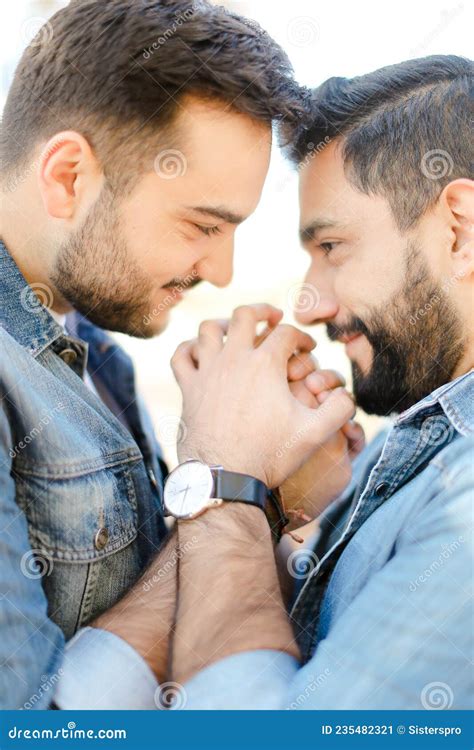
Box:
left=298, top=139, right=391, bottom=232
left=174, top=96, right=272, bottom=211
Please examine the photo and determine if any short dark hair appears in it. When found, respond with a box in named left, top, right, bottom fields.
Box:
left=284, top=55, right=474, bottom=230
left=1, top=0, right=303, bottom=189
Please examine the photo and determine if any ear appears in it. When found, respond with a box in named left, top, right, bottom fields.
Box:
left=37, top=131, right=103, bottom=220
left=441, top=179, right=474, bottom=280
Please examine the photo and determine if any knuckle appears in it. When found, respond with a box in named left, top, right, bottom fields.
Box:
left=232, top=305, right=254, bottom=322
left=171, top=339, right=192, bottom=361
left=278, top=323, right=295, bottom=335
left=198, top=320, right=215, bottom=336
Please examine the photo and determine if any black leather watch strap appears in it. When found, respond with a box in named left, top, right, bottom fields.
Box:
left=211, top=469, right=288, bottom=542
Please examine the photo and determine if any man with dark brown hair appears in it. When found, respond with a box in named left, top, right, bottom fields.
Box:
left=1, top=0, right=351, bottom=709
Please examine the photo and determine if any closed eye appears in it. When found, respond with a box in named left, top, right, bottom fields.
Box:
left=319, top=241, right=338, bottom=255
left=195, top=224, right=222, bottom=237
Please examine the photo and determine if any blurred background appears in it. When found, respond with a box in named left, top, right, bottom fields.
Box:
left=1, top=0, right=472, bottom=467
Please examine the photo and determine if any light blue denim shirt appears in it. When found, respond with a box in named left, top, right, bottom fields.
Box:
left=58, top=365, right=473, bottom=709
left=3, top=239, right=472, bottom=710
left=181, top=369, right=474, bottom=709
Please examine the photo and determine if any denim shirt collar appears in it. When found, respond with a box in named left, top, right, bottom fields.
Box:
left=0, top=240, right=65, bottom=356
left=394, top=368, right=473, bottom=436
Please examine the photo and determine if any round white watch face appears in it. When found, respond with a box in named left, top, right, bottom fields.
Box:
left=164, top=460, right=214, bottom=519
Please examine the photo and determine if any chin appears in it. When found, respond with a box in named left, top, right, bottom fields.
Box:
left=140, top=310, right=171, bottom=337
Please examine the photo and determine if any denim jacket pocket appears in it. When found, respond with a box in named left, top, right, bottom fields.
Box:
left=14, top=449, right=141, bottom=562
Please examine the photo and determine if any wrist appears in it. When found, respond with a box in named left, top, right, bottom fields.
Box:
left=177, top=444, right=267, bottom=486
left=177, top=500, right=271, bottom=549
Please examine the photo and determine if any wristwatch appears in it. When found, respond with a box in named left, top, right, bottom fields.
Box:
left=163, top=460, right=288, bottom=542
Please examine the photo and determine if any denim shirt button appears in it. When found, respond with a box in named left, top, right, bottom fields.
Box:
left=59, top=347, right=77, bottom=365
left=374, top=481, right=389, bottom=496
left=94, top=527, right=109, bottom=550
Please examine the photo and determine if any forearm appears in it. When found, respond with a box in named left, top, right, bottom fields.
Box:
left=92, top=530, right=177, bottom=683
left=172, top=503, right=300, bottom=685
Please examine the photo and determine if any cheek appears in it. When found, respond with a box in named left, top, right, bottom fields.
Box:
left=333, top=272, right=363, bottom=312
left=139, top=233, right=203, bottom=283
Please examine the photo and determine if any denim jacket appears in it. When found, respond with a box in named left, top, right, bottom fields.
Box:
left=182, top=370, right=473, bottom=709
left=0, top=240, right=167, bottom=708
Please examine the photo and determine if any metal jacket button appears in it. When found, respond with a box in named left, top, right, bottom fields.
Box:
left=94, top=527, right=109, bottom=550
left=59, top=348, right=77, bottom=365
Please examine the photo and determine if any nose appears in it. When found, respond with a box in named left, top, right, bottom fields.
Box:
left=293, top=264, right=339, bottom=326
left=197, top=238, right=234, bottom=288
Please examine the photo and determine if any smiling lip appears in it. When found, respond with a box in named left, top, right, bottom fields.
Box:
left=338, top=333, right=361, bottom=344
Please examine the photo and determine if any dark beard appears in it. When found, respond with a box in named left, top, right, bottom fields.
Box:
left=327, top=245, right=464, bottom=416
left=50, top=185, right=156, bottom=338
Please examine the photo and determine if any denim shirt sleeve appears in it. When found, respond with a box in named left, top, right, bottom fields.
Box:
left=53, top=627, right=159, bottom=709
left=183, top=440, right=473, bottom=710
left=0, top=406, right=65, bottom=709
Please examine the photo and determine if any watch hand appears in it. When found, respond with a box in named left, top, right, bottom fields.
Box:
left=180, top=484, right=191, bottom=513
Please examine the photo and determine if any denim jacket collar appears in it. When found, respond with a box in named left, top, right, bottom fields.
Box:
left=0, top=239, right=166, bottom=472
left=394, top=368, right=473, bottom=436
left=0, top=240, right=65, bottom=356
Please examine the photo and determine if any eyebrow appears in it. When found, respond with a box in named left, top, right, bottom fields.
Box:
left=299, top=219, right=343, bottom=245
left=187, top=205, right=246, bottom=225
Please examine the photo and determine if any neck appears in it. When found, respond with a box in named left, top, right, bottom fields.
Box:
left=0, top=200, right=73, bottom=315
left=452, top=349, right=474, bottom=380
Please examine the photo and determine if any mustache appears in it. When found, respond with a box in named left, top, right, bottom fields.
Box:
left=326, top=317, right=370, bottom=342
left=162, top=275, right=202, bottom=292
